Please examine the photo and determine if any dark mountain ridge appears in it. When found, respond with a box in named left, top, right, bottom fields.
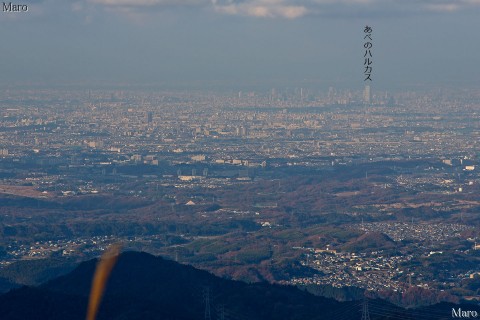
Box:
left=0, top=251, right=477, bottom=320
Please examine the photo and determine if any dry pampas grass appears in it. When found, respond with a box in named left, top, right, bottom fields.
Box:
left=86, top=243, right=122, bottom=320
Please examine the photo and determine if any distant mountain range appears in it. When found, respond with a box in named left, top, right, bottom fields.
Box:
left=0, top=251, right=477, bottom=319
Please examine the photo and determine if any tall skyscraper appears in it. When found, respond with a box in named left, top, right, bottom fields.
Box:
left=363, top=85, right=371, bottom=104
left=147, top=111, right=153, bottom=124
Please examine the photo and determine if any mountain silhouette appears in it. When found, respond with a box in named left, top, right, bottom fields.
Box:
left=0, top=251, right=477, bottom=320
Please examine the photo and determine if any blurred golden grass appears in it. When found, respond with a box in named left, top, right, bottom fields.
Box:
left=86, top=243, right=122, bottom=320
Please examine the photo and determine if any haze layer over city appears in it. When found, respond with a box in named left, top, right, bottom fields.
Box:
left=1, top=1, right=480, bottom=319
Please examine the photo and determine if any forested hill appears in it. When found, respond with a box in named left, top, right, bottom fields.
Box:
left=0, top=251, right=477, bottom=320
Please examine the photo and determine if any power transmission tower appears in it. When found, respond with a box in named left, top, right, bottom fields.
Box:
left=361, top=296, right=371, bottom=320
left=203, top=287, right=212, bottom=320
left=217, top=304, right=225, bottom=320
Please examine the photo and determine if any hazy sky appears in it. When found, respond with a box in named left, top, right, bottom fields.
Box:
left=1, top=0, right=479, bottom=90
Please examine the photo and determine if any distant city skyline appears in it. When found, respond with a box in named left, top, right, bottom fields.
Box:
left=1, top=0, right=479, bottom=90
